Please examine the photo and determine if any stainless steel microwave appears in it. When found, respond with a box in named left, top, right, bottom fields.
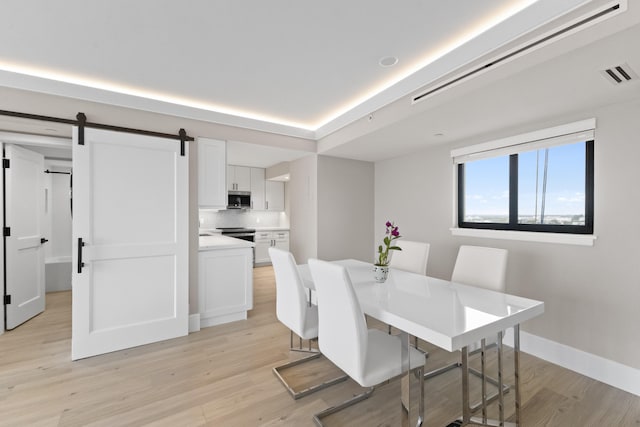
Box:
left=227, top=191, right=251, bottom=209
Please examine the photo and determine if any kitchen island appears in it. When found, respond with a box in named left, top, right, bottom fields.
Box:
left=198, top=234, right=254, bottom=328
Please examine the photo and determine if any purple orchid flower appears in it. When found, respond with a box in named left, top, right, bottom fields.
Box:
left=377, top=220, right=402, bottom=266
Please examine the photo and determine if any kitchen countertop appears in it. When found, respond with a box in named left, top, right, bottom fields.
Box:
left=199, top=228, right=222, bottom=234
left=254, top=227, right=290, bottom=231
left=199, top=234, right=255, bottom=251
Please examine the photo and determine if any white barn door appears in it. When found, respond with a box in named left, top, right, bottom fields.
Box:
left=4, top=144, right=46, bottom=329
left=71, top=127, right=188, bottom=360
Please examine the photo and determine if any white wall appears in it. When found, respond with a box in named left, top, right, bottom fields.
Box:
left=49, top=167, right=72, bottom=259
left=375, top=98, right=640, bottom=371
left=318, top=155, right=374, bottom=261
left=289, top=154, right=318, bottom=263
left=290, top=154, right=374, bottom=264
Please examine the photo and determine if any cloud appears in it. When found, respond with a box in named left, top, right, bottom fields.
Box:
left=491, top=190, right=509, bottom=200
left=557, top=192, right=585, bottom=203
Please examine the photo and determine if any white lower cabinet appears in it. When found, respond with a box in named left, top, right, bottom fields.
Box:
left=273, top=231, right=290, bottom=251
left=254, top=231, right=289, bottom=265
left=198, top=247, right=253, bottom=328
left=254, top=232, right=271, bottom=265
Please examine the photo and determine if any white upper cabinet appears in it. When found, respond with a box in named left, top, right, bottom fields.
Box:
left=250, top=167, right=266, bottom=210
left=225, top=163, right=286, bottom=211
left=227, top=165, right=251, bottom=191
left=198, top=138, right=226, bottom=208
left=265, top=180, right=285, bottom=211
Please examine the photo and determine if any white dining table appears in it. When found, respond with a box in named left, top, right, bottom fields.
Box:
left=298, top=259, right=544, bottom=427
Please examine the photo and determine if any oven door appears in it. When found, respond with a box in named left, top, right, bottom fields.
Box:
left=224, top=233, right=254, bottom=242
left=223, top=233, right=255, bottom=266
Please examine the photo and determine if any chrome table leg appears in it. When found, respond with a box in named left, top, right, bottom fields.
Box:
left=497, top=331, right=504, bottom=426
left=401, top=331, right=424, bottom=427
left=461, top=345, right=470, bottom=424
left=514, top=325, right=521, bottom=427
left=481, top=338, right=487, bottom=424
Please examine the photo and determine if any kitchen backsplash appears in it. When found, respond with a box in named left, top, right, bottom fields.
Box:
left=200, top=209, right=288, bottom=229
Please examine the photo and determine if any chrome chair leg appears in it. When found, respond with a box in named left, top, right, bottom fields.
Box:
left=289, top=330, right=320, bottom=354
left=274, top=330, right=348, bottom=399
left=313, top=387, right=375, bottom=426
left=312, top=367, right=425, bottom=426
left=273, top=353, right=348, bottom=400
left=424, top=360, right=460, bottom=380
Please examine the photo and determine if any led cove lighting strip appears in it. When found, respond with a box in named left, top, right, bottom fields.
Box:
left=313, top=0, right=540, bottom=128
left=0, top=62, right=314, bottom=131
left=0, top=0, right=538, bottom=133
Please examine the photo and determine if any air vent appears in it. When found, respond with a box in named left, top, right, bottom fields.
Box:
left=412, top=3, right=622, bottom=104
left=601, top=63, right=638, bottom=85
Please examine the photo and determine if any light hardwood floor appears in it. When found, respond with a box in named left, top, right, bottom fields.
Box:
left=1, top=266, right=639, bottom=426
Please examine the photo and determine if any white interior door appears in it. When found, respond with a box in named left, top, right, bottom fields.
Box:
left=4, top=144, right=46, bottom=329
left=71, top=127, right=188, bottom=360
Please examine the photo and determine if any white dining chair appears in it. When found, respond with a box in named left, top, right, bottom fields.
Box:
left=308, top=258, right=426, bottom=426
left=269, top=248, right=347, bottom=399
left=390, top=240, right=430, bottom=275
left=425, top=245, right=509, bottom=411
left=451, top=245, right=508, bottom=292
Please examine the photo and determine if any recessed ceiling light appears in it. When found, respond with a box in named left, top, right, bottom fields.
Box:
left=379, top=56, right=398, bottom=67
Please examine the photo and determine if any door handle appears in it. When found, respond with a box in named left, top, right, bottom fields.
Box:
left=41, top=238, right=49, bottom=244
left=77, top=237, right=86, bottom=273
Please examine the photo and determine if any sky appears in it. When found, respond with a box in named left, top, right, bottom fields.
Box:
left=464, top=141, right=586, bottom=217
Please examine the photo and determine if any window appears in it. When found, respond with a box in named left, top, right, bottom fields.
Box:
left=453, top=121, right=594, bottom=235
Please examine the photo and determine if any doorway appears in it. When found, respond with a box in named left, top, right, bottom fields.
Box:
left=1, top=133, right=73, bottom=332
left=1, top=118, right=191, bottom=361
left=42, top=159, right=73, bottom=293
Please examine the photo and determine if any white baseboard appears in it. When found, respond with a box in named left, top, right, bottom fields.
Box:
left=503, top=329, right=640, bottom=397
left=191, top=311, right=249, bottom=331
left=200, top=311, right=247, bottom=329
left=189, top=314, right=201, bottom=333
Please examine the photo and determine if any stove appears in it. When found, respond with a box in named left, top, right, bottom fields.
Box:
left=216, top=228, right=256, bottom=242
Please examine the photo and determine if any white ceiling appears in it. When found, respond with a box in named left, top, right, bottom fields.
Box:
left=0, top=0, right=639, bottom=167
left=319, top=20, right=640, bottom=162
left=226, top=140, right=306, bottom=168
left=0, top=0, right=545, bottom=132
